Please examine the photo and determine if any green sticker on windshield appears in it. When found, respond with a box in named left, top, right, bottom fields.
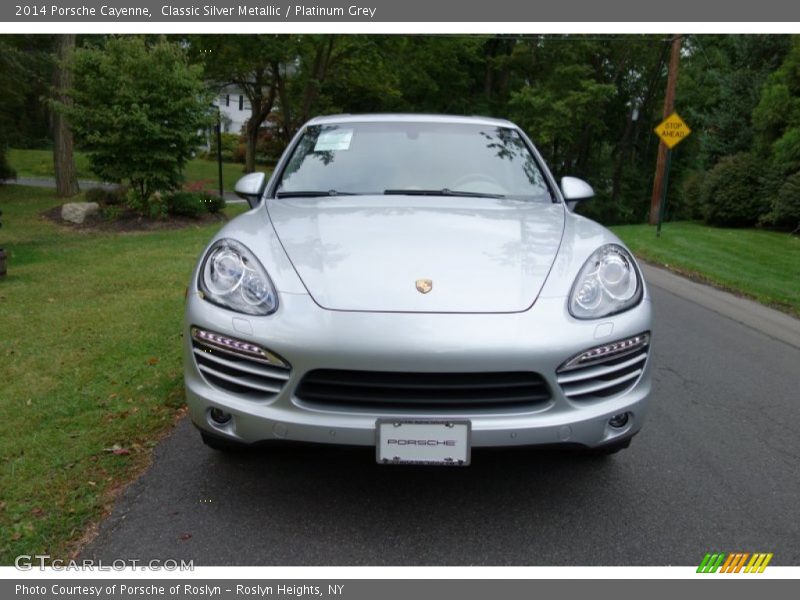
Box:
left=314, top=129, right=353, bottom=152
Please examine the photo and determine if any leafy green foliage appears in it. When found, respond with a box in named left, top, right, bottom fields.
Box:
left=509, top=65, right=615, bottom=173
left=680, top=36, right=790, bottom=169
left=84, top=186, right=126, bottom=206
left=202, top=193, right=226, bottom=214
left=68, top=36, right=212, bottom=213
left=165, top=191, right=206, bottom=218
left=753, top=38, right=800, bottom=174
left=208, top=132, right=241, bottom=162
left=702, top=153, right=770, bottom=227
left=763, top=170, right=800, bottom=229
left=673, top=170, right=706, bottom=220
left=4, top=33, right=800, bottom=229
left=165, top=191, right=225, bottom=218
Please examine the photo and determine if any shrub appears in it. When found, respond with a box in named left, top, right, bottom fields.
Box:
left=166, top=192, right=206, bottom=218
left=702, top=153, right=771, bottom=227
left=205, top=132, right=240, bottom=162
left=102, top=205, right=122, bottom=221
left=202, top=193, right=226, bottom=214
left=83, top=187, right=106, bottom=205
left=0, top=150, right=15, bottom=180
left=85, top=186, right=129, bottom=208
left=771, top=171, right=800, bottom=230
left=233, top=142, right=247, bottom=164
left=673, top=171, right=706, bottom=221
left=127, top=188, right=167, bottom=219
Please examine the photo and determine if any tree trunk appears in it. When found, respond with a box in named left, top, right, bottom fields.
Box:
left=610, top=111, right=636, bottom=204
left=300, top=37, right=335, bottom=126
left=52, top=35, right=79, bottom=197
left=243, top=77, right=277, bottom=174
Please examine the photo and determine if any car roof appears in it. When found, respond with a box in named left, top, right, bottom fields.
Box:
left=305, top=113, right=517, bottom=128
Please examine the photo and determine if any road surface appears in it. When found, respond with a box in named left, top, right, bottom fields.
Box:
left=81, top=265, right=800, bottom=565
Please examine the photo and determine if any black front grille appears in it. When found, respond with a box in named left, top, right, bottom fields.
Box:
left=295, top=369, right=551, bottom=411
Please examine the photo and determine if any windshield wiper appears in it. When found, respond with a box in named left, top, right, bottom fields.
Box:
left=275, top=190, right=358, bottom=198
left=383, top=188, right=506, bottom=199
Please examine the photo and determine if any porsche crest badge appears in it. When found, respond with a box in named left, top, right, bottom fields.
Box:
left=415, top=279, right=433, bottom=294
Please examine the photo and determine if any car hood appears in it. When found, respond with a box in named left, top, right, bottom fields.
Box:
left=267, top=195, right=565, bottom=313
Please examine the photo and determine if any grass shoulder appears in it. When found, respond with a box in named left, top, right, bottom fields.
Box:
left=612, top=221, right=800, bottom=317
left=0, top=184, right=245, bottom=562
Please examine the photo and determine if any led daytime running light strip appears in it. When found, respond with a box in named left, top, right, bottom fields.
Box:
left=191, top=327, right=288, bottom=368
left=560, top=332, right=650, bottom=372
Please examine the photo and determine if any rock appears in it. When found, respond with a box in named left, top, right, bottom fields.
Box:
left=61, top=202, right=100, bottom=224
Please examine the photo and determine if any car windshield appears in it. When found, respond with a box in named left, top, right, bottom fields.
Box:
left=275, top=121, right=552, bottom=201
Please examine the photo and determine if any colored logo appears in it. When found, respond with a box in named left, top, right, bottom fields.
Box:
left=697, top=552, right=773, bottom=573
left=415, top=279, right=433, bottom=294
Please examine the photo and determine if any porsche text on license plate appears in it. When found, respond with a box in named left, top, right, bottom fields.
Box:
left=376, top=420, right=471, bottom=466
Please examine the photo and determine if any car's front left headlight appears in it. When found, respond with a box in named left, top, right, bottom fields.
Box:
left=198, top=238, right=278, bottom=316
left=569, top=244, right=642, bottom=319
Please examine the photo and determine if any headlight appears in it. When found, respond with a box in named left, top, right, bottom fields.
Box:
left=198, top=239, right=278, bottom=316
left=569, top=244, right=642, bottom=319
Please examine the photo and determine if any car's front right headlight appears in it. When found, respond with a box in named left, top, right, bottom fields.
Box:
left=198, top=238, right=278, bottom=316
left=569, top=244, right=642, bottom=319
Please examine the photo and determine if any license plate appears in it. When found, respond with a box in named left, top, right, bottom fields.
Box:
left=376, top=420, right=471, bottom=466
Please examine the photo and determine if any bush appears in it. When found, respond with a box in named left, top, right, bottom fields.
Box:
left=673, top=171, right=706, bottom=221
left=84, top=186, right=127, bottom=206
left=202, top=130, right=244, bottom=162
left=126, top=188, right=167, bottom=219
left=166, top=192, right=206, bottom=218
left=0, top=150, right=15, bottom=180
left=771, top=171, right=800, bottom=230
left=702, top=153, right=770, bottom=227
left=202, top=193, right=226, bottom=214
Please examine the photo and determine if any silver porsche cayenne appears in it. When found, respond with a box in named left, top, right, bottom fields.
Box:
left=184, top=114, right=653, bottom=465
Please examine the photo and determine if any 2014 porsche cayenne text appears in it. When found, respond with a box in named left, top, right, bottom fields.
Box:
left=184, top=114, right=653, bottom=465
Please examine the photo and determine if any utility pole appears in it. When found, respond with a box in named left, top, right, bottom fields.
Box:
left=649, top=34, right=682, bottom=225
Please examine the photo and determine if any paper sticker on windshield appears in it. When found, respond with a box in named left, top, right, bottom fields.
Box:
left=314, top=129, right=353, bottom=152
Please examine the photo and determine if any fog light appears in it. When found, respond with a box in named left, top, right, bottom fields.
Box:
left=209, top=408, right=232, bottom=425
left=609, top=413, right=629, bottom=428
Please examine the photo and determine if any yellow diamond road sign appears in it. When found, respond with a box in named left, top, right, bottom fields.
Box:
left=654, top=112, right=691, bottom=149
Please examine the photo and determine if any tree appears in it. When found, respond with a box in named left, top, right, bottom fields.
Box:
left=753, top=37, right=800, bottom=174
left=0, top=39, right=29, bottom=179
left=191, top=35, right=294, bottom=173
left=51, top=34, right=79, bottom=197
left=68, top=36, right=212, bottom=211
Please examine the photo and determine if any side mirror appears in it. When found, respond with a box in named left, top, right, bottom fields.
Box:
left=561, top=176, right=594, bottom=211
left=234, top=172, right=267, bottom=208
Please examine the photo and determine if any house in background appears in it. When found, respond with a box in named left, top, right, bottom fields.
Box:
left=214, top=85, right=251, bottom=134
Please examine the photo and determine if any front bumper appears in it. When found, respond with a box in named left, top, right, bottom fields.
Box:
left=184, top=292, right=653, bottom=449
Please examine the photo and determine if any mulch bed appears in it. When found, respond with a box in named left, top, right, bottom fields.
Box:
left=42, top=205, right=229, bottom=232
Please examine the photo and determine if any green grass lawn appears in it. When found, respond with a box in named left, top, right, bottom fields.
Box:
left=6, top=148, right=266, bottom=194
left=613, top=221, right=800, bottom=316
left=0, top=184, right=246, bottom=563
